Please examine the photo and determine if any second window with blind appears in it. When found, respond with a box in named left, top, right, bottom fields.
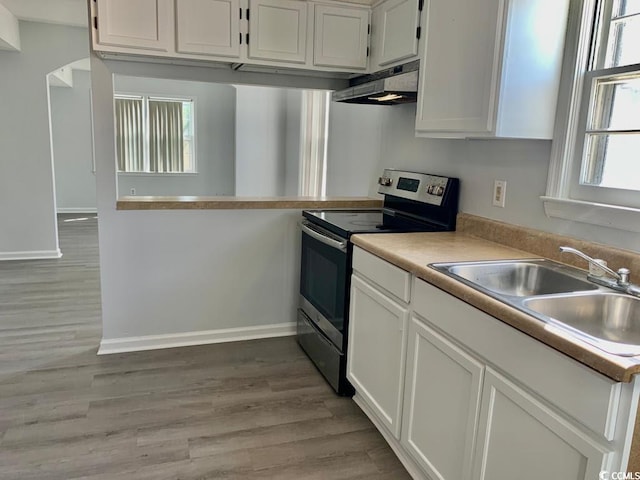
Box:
left=115, top=95, right=195, bottom=174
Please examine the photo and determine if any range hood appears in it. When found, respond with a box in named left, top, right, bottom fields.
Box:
left=332, top=60, right=419, bottom=105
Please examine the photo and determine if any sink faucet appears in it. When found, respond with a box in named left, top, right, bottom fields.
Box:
left=559, top=246, right=640, bottom=297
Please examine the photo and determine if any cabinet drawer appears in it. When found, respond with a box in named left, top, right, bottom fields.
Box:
left=413, top=278, right=622, bottom=441
left=353, top=247, right=411, bottom=303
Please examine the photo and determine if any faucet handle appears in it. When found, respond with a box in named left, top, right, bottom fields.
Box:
left=618, top=268, right=630, bottom=285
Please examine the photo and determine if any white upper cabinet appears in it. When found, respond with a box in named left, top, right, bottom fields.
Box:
left=247, top=0, right=308, bottom=64
left=95, top=0, right=172, bottom=52
left=372, top=0, right=420, bottom=69
left=313, top=4, right=369, bottom=70
left=415, top=0, right=570, bottom=139
left=175, top=0, right=241, bottom=58
left=415, top=0, right=505, bottom=136
left=90, top=0, right=381, bottom=75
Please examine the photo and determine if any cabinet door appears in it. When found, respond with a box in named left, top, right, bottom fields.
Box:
left=401, top=316, right=483, bottom=480
left=248, top=0, right=307, bottom=64
left=473, top=369, right=612, bottom=480
left=313, top=5, right=369, bottom=70
left=373, top=0, right=420, bottom=68
left=415, top=0, right=505, bottom=135
left=348, top=274, right=409, bottom=439
left=95, top=0, right=171, bottom=52
left=176, top=0, right=241, bottom=58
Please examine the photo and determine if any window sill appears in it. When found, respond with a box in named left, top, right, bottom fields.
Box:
left=117, top=172, right=198, bottom=177
left=541, top=196, right=640, bottom=233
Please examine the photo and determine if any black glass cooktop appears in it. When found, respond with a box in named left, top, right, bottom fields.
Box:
left=303, top=210, right=388, bottom=237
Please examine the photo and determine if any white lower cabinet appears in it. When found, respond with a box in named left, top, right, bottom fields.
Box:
left=346, top=254, right=634, bottom=480
left=473, top=369, right=612, bottom=480
left=401, top=316, right=483, bottom=480
left=348, top=274, right=409, bottom=439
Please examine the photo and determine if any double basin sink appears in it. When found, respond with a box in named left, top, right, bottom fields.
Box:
left=430, top=259, right=640, bottom=356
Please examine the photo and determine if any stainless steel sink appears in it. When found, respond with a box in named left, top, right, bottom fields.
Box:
left=429, top=259, right=640, bottom=357
left=432, top=259, right=598, bottom=297
left=523, top=293, right=640, bottom=356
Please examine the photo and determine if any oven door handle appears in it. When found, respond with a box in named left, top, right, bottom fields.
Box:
left=300, top=222, right=347, bottom=253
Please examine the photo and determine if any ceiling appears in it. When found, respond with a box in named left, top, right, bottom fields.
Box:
left=0, top=0, right=88, bottom=28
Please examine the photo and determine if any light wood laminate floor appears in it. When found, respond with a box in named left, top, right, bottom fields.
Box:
left=0, top=215, right=411, bottom=480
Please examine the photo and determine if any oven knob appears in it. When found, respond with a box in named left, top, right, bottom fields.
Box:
left=434, top=186, right=445, bottom=196
left=378, top=177, right=393, bottom=187
left=427, top=185, right=435, bottom=195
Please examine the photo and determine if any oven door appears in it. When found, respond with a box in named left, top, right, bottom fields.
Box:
left=299, top=221, right=349, bottom=351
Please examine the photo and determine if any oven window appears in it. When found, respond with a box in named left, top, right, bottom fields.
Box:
left=300, top=233, right=348, bottom=331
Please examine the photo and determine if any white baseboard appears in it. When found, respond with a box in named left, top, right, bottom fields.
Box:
left=57, top=208, right=98, bottom=214
left=0, top=250, right=62, bottom=261
left=98, top=322, right=297, bottom=355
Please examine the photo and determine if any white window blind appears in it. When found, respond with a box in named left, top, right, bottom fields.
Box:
left=114, top=95, right=195, bottom=174
left=115, top=97, right=144, bottom=172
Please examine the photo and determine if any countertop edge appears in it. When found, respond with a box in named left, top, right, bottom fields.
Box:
left=116, top=197, right=383, bottom=210
left=352, top=234, right=640, bottom=384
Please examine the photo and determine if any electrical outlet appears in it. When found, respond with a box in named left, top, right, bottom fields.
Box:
left=130, top=188, right=136, bottom=196
left=493, top=180, right=506, bottom=208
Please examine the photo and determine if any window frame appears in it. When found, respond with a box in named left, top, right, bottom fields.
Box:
left=114, top=92, right=197, bottom=175
left=543, top=0, right=640, bottom=233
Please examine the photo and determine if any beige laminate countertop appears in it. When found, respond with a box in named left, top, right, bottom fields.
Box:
left=116, top=196, right=382, bottom=210
left=351, top=231, right=640, bottom=383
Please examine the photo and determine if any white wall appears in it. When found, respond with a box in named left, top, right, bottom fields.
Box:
left=376, top=103, right=640, bottom=252
left=98, top=209, right=301, bottom=341
left=50, top=69, right=96, bottom=212
left=326, top=101, right=386, bottom=197
left=114, top=75, right=236, bottom=197
left=92, top=58, right=307, bottom=347
left=0, top=21, right=88, bottom=260
left=234, top=85, right=288, bottom=196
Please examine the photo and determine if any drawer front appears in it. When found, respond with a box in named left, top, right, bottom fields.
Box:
left=412, top=278, right=621, bottom=441
left=297, top=309, right=342, bottom=392
left=353, top=247, right=411, bottom=303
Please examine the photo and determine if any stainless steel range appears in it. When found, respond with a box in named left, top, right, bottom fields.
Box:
left=297, top=169, right=460, bottom=395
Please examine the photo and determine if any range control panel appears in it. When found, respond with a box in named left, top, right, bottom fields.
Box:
left=377, top=169, right=455, bottom=206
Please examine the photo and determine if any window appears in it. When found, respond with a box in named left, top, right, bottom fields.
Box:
left=114, top=95, right=195, bottom=173
left=544, top=0, right=640, bottom=231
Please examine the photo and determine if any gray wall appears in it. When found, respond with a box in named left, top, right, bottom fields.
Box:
left=326, top=101, right=385, bottom=197
left=234, top=85, right=289, bottom=197
left=50, top=69, right=96, bottom=212
left=92, top=58, right=304, bottom=346
left=375, top=103, right=640, bottom=252
left=0, top=22, right=89, bottom=259
left=114, top=75, right=236, bottom=197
